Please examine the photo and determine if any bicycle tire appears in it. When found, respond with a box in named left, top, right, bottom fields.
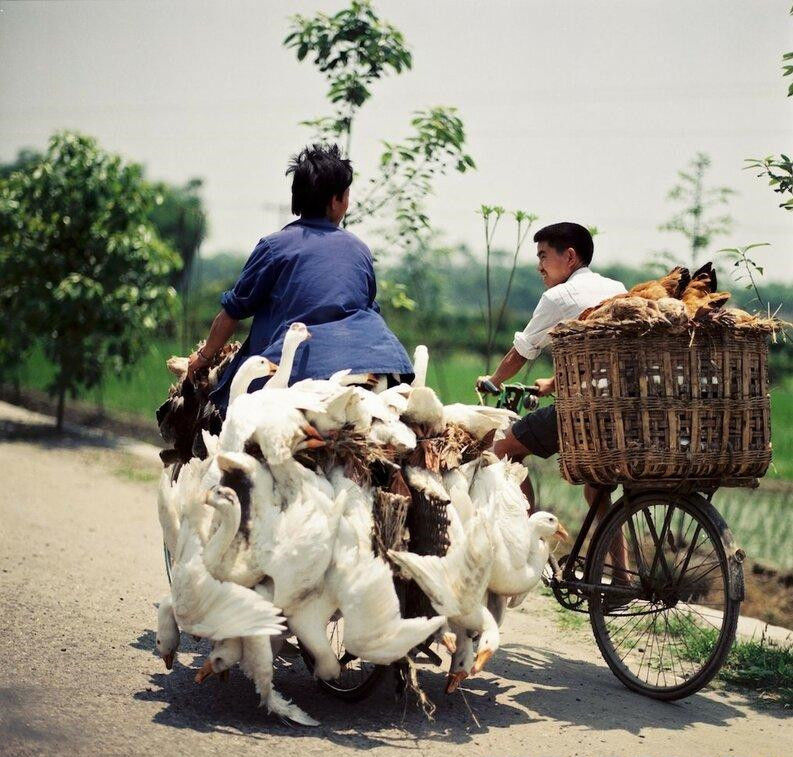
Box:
left=299, top=616, right=387, bottom=703
left=588, top=491, right=741, bottom=701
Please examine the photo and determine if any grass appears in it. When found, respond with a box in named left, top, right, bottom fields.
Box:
left=16, top=339, right=183, bottom=419
left=539, top=585, right=589, bottom=633
left=10, top=341, right=793, bottom=571
left=669, top=614, right=793, bottom=707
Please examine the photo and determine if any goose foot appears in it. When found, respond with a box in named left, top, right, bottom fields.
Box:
left=194, top=660, right=231, bottom=684
left=445, top=670, right=468, bottom=694
left=440, top=632, right=457, bottom=654
left=194, top=658, right=214, bottom=684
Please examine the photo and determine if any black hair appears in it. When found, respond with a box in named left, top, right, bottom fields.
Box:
left=286, top=143, right=353, bottom=218
left=533, top=222, right=594, bottom=266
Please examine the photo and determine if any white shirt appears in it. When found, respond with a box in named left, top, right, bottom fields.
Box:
left=512, top=266, right=627, bottom=360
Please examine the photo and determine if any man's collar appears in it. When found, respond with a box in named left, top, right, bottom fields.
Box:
left=286, top=216, right=338, bottom=230
left=567, top=266, right=591, bottom=281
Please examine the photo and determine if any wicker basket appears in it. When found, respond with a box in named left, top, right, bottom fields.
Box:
left=551, top=326, right=772, bottom=487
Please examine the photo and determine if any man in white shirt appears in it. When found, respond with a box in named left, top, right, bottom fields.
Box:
left=477, top=222, right=628, bottom=575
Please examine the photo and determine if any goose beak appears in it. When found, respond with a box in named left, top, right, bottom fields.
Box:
left=296, top=438, right=326, bottom=451
left=194, top=658, right=214, bottom=684
left=554, top=523, right=570, bottom=542
left=163, top=652, right=175, bottom=670
left=302, top=424, right=324, bottom=440
left=445, top=670, right=468, bottom=694
left=471, top=648, right=493, bottom=675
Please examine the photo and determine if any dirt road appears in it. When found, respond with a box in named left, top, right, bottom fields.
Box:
left=1, top=412, right=790, bottom=756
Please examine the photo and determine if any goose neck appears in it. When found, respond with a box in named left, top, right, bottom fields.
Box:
left=203, top=501, right=241, bottom=570
left=268, top=331, right=305, bottom=388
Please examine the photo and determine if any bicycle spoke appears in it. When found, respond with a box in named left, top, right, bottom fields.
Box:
left=643, top=505, right=675, bottom=582
left=590, top=494, right=738, bottom=697
left=674, top=522, right=703, bottom=578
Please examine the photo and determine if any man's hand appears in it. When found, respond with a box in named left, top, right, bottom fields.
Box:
left=187, top=351, right=210, bottom=381
left=475, top=375, right=501, bottom=395
left=534, top=376, right=555, bottom=397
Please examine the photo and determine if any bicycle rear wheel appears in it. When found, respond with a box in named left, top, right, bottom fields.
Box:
left=300, top=614, right=387, bottom=702
left=588, top=491, right=741, bottom=701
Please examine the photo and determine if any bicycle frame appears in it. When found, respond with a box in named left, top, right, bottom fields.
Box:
left=549, top=483, right=745, bottom=613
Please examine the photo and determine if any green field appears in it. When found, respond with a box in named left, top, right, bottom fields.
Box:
left=14, top=340, right=793, bottom=571
left=16, top=340, right=793, bottom=479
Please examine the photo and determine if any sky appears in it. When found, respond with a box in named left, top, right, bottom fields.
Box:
left=1, top=0, right=792, bottom=278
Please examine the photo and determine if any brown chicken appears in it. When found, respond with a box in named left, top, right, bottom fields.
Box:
left=627, top=265, right=691, bottom=301
left=680, top=273, right=730, bottom=318
left=579, top=265, right=692, bottom=320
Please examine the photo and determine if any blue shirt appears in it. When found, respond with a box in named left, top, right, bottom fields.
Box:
left=209, top=217, right=414, bottom=412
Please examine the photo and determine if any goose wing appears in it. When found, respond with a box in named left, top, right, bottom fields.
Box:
left=171, top=533, right=285, bottom=640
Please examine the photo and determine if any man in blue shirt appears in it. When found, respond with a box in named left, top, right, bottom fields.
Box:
left=187, top=144, right=414, bottom=412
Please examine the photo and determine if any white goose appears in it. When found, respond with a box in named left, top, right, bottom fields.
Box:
left=388, top=504, right=499, bottom=676
left=193, top=587, right=320, bottom=727
left=219, top=324, right=325, bottom=460
left=469, top=459, right=567, bottom=596
left=442, top=403, right=518, bottom=440
left=237, top=454, right=347, bottom=680
left=412, top=345, right=429, bottom=387
left=442, top=461, right=481, bottom=526
left=157, top=451, right=220, bottom=556
left=155, top=593, right=180, bottom=670
left=265, top=322, right=311, bottom=389
left=168, top=482, right=286, bottom=641
left=327, top=469, right=447, bottom=664
left=228, top=356, right=279, bottom=404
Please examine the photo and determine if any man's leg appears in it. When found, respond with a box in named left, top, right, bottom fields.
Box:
left=584, top=484, right=630, bottom=583
left=492, top=428, right=535, bottom=510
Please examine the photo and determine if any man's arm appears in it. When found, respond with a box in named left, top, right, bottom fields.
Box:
left=187, top=309, right=239, bottom=378
left=489, top=348, right=527, bottom=387
left=476, top=291, right=563, bottom=393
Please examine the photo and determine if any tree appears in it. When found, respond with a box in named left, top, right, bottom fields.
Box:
left=0, top=131, right=180, bottom=430
left=658, top=152, right=734, bottom=268
left=479, top=207, right=538, bottom=370
left=745, top=9, right=793, bottom=211
left=285, top=0, right=474, bottom=258
left=148, top=177, right=208, bottom=349
left=149, top=177, right=207, bottom=292
left=284, top=0, right=412, bottom=157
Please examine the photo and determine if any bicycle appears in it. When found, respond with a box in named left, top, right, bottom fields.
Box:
left=479, top=381, right=745, bottom=701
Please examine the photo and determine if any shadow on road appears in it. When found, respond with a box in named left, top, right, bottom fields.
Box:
left=132, top=629, right=754, bottom=745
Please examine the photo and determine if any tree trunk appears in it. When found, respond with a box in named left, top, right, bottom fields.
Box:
left=56, top=382, right=66, bottom=433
